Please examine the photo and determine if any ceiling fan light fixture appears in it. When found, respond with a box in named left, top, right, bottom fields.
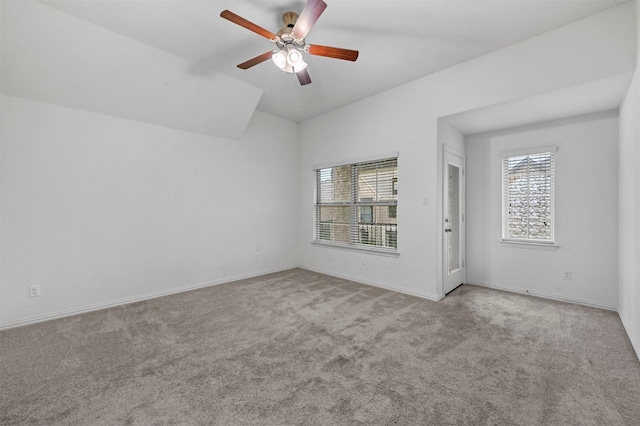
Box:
left=272, top=50, right=287, bottom=69
left=287, top=48, right=303, bottom=66
left=293, top=60, right=308, bottom=73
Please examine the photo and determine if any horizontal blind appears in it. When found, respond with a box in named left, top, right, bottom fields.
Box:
left=315, top=157, right=398, bottom=252
left=503, top=151, right=554, bottom=242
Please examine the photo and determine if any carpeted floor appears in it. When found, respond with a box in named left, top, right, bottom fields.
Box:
left=1, top=268, right=639, bottom=425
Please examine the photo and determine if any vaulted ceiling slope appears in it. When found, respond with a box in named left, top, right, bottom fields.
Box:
left=1, top=0, right=635, bottom=138
left=1, top=0, right=262, bottom=140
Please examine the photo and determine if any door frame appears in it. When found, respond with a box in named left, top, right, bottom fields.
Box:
left=441, top=146, right=466, bottom=296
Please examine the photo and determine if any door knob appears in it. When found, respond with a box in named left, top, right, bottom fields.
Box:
left=445, top=228, right=452, bottom=233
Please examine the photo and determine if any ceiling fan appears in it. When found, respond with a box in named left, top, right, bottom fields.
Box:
left=220, top=0, right=359, bottom=86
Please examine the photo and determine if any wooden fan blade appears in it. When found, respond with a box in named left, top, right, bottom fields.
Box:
left=307, top=44, right=359, bottom=62
left=296, top=68, right=312, bottom=85
left=292, top=0, right=327, bottom=39
left=237, top=51, right=274, bottom=70
left=220, top=10, right=277, bottom=40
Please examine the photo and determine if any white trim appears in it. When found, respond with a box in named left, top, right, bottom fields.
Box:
left=312, top=152, right=399, bottom=171
left=501, top=145, right=559, bottom=157
left=300, top=265, right=443, bottom=301
left=0, top=266, right=297, bottom=331
left=443, top=144, right=465, bottom=158
left=500, top=240, right=560, bottom=250
left=311, top=240, right=399, bottom=257
left=466, top=280, right=617, bottom=311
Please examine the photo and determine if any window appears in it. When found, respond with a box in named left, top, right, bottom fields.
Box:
left=315, top=157, right=398, bottom=253
left=386, top=229, right=397, bottom=249
left=502, top=148, right=555, bottom=243
left=388, top=205, right=397, bottom=218
left=359, top=205, right=373, bottom=223
left=319, top=222, right=332, bottom=240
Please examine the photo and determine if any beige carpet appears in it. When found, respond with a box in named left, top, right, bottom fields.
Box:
left=1, top=268, right=639, bottom=425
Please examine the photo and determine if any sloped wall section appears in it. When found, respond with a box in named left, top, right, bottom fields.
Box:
left=1, top=0, right=262, bottom=140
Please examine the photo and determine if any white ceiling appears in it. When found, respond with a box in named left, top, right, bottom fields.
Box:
left=40, top=0, right=630, bottom=122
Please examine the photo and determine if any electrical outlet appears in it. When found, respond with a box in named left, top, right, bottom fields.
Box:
left=361, top=257, right=366, bottom=265
left=29, top=285, right=40, bottom=297
left=564, top=271, right=572, bottom=280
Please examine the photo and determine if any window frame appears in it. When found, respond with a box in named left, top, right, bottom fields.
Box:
left=313, top=155, right=399, bottom=255
left=501, top=146, right=557, bottom=246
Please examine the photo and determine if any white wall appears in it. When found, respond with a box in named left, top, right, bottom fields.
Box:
left=0, top=95, right=299, bottom=327
left=297, top=3, right=635, bottom=299
left=618, top=0, right=640, bottom=358
left=438, top=120, right=465, bottom=154
left=465, top=111, right=619, bottom=309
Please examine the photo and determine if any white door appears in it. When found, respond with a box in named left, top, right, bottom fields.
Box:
left=443, top=151, right=465, bottom=294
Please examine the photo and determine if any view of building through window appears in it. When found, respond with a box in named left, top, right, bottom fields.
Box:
left=315, top=157, right=398, bottom=251
left=503, top=151, right=554, bottom=242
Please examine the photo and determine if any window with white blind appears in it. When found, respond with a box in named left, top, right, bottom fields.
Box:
left=315, top=157, right=398, bottom=253
left=502, top=147, right=556, bottom=244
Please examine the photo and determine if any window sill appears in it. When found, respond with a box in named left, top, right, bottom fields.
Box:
left=500, top=240, right=559, bottom=251
left=312, top=240, right=400, bottom=257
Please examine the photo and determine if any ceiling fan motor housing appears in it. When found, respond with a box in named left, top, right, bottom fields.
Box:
left=282, top=12, right=298, bottom=28
left=276, top=12, right=304, bottom=48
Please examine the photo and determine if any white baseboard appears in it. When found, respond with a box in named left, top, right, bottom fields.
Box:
left=299, top=265, right=443, bottom=301
left=0, top=266, right=297, bottom=331
left=466, top=280, right=618, bottom=311
left=3, top=268, right=620, bottom=333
